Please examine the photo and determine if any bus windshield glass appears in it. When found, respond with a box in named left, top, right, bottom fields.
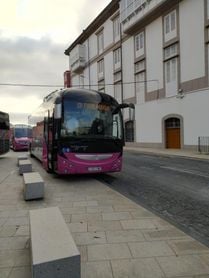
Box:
left=61, top=100, right=122, bottom=139
left=14, top=128, right=32, bottom=138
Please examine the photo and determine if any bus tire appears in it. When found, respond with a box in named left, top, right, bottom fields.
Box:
left=46, top=168, right=53, bottom=174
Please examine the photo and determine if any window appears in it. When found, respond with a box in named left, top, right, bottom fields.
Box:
left=113, top=16, right=120, bottom=41
left=98, top=80, right=105, bottom=92
left=165, top=118, right=180, bottom=128
left=164, top=44, right=178, bottom=85
left=114, top=71, right=122, bottom=83
left=164, top=11, right=176, bottom=34
left=79, top=75, right=84, bottom=88
left=114, top=82, right=122, bottom=103
left=164, top=43, right=178, bottom=60
left=164, top=56, right=178, bottom=97
left=135, top=71, right=145, bottom=104
left=98, top=59, right=104, bottom=79
left=97, top=31, right=104, bottom=54
left=113, top=48, right=121, bottom=70
left=127, top=0, right=134, bottom=16
left=135, top=60, right=145, bottom=73
left=135, top=31, right=144, bottom=57
left=135, top=58, right=145, bottom=104
left=164, top=10, right=177, bottom=42
left=165, top=58, right=177, bottom=83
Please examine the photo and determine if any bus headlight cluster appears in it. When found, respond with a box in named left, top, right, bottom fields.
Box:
left=62, top=147, right=71, bottom=153
left=62, top=159, right=74, bottom=167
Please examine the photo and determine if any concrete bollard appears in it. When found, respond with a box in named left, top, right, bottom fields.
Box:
left=19, top=159, right=32, bottom=175
left=30, top=207, right=80, bottom=278
left=23, top=172, right=44, bottom=201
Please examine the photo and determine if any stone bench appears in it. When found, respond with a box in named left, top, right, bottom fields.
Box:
left=19, top=159, right=32, bottom=175
left=17, top=155, right=28, bottom=166
left=30, top=207, right=80, bottom=278
left=23, top=172, right=44, bottom=201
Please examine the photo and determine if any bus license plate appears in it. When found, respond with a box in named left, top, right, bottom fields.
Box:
left=88, top=166, right=102, bottom=172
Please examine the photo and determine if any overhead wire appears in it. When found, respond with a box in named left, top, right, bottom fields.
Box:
left=0, top=79, right=159, bottom=88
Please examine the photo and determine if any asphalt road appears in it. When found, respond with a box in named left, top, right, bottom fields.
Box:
left=98, top=151, right=209, bottom=247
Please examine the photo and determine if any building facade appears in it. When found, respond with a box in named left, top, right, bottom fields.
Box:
left=65, top=0, right=209, bottom=150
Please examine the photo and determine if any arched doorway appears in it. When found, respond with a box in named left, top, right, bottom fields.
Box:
left=125, top=121, right=134, bottom=142
left=165, top=117, right=181, bottom=149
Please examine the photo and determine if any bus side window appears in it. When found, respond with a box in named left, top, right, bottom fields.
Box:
left=48, top=117, right=53, bottom=141
left=44, top=116, right=48, bottom=141
left=0, top=122, right=9, bottom=130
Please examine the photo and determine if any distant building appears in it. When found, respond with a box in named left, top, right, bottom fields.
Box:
left=64, top=70, right=71, bottom=88
left=65, top=0, right=209, bottom=150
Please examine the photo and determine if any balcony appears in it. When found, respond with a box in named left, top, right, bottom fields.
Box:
left=69, top=44, right=86, bottom=73
left=120, top=0, right=167, bottom=34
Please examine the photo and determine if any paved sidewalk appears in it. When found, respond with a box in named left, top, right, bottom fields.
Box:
left=124, top=143, right=209, bottom=160
left=1, top=151, right=209, bottom=277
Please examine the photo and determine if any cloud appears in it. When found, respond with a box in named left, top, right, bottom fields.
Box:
left=0, top=36, right=67, bottom=95
left=9, top=112, right=33, bottom=126
left=75, top=0, right=112, bottom=33
left=0, top=36, right=67, bottom=123
left=0, top=0, right=112, bottom=124
left=0, top=0, right=112, bottom=43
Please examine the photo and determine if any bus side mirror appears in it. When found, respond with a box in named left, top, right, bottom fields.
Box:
left=112, top=103, right=135, bottom=114
left=54, top=103, right=62, bottom=119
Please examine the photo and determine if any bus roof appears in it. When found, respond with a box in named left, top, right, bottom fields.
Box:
left=44, top=88, right=119, bottom=105
left=13, top=124, right=32, bottom=128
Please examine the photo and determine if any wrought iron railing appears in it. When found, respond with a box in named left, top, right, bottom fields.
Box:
left=198, top=136, right=209, bottom=154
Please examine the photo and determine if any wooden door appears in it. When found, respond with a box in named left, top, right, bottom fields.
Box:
left=166, top=127, right=180, bottom=149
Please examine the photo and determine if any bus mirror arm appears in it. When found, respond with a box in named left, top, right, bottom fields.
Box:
left=112, top=103, right=135, bottom=114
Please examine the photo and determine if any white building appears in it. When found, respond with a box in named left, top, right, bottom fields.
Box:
left=65, top=0, right=209, bottom=150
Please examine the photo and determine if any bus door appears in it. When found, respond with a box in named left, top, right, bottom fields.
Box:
left=44, top=111, right=54, bottom=172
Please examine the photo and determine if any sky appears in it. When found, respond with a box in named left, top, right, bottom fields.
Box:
left=0, top=0, right=111, bottom=125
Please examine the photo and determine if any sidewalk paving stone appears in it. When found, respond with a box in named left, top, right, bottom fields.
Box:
left=143, top=227, right=187, bottom=241
left=86, top=206, right=114, bottom=213
left=120, top=218, right=157, bottom=230
left=1, top=150, right=209, bottom=277
left=81, top=261, right=113, bottom=278
left=106, top=229, right=145, bottom=243
left=88, top=220, right=122, bottom=232
left=88, top=243, right=132, bottom=261
left=71, top=213, right=102, bottom=223
left=102, top=211, right=132, bottom=221
left=68, top=222, right=88, bottom=233
left=0, top=236, right=29, bottom=250
left=168, top=239, right=209, bottom=255
left=157, top=254, right=209, bottom=277
left=8, top=266, right=31, bottom=278
left=73, top=231, right=106, bottom=245
left=111, top=258, right=164, bottom=278
left=0, top=268, right=11, bottom=278
left=128, top=241, right=175, bottom=258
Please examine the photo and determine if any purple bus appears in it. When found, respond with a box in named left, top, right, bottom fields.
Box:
left=28, top=88, right=134, bottom=175
left=0, top=111, right=10, bottom=155
left=11, top=124, right=32, bottom=151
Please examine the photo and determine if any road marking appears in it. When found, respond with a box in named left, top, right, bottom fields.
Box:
left=160, top=166, right=209, bottom=178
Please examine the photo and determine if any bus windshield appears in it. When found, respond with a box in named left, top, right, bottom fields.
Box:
left=14, top=128, right=32, bottom=138
left=61, top=100, right=122, bottom=140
